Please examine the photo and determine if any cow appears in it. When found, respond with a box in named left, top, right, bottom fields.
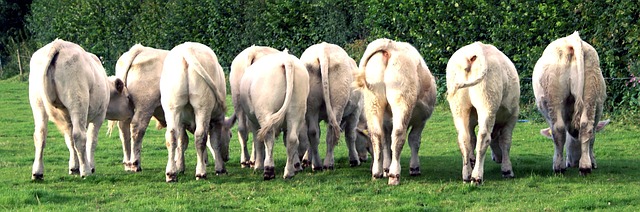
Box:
left=446, top=42, right=520, bottom=185
left=298, top=42, right=364, bottom=170
left=540, top=119, right=609, bottom=169
left=533, top=31, right=606, bottom=175
left=229, top=45, right=281, bottom=168
left=108, top=44, right=169, bottom=172
left=238, top=51, right=309, bottom=180
left=353, top=38, right=437, bottom=185
left=29, top=39, right=131, bottom=180
left=160, top=42, right=233, bottom=182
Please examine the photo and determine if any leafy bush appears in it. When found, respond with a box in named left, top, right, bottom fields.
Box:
left=3, top=0, right=637, bottom=120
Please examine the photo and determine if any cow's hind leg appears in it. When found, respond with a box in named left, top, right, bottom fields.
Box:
left=408, top=120, right=426, bottom=176
left=343, top=112, right=361, bottom=167
left=86, top=120, right=103, bottom=174
left=117, top=119, right=133, bottom=171
left=129, top=110, right=155, bottom=172
left=63, top=130, right=79, bottom=175
left=284, top=122, right=301, bottom=179
left=578, top=118, right=596, bottom=175
left=306, top=113, right=323, bottom=171
left=164, top=106, right=184, bottom=182
left=31, top=103, right=48, bottom=180
left=236, top=110, right=252, bottom=168
left=497, top=119, right=516, bottom=178
left=263, top=130, right=276, bottom=180
left=452, top=108, right=474, bottom=183
left=471, top=113, right=495, bottom=185
left=70, top=113, right=90, bottom=178
left=193, top=109, right=212, bottom=180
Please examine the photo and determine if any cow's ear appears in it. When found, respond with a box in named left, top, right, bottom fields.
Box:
left=115, top=78, right=125, bottom=94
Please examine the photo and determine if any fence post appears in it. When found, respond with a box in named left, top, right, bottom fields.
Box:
left=17, top=49, right=23, bottom=81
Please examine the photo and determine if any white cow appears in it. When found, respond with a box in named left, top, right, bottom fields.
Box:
left=238, top=51, right=309, bottom=180
left=160, top=42, right=233, bottom=182
left=354, top=38, right=437, bottom=185
left=299, top=42, right=364, bottom=170
left=29, top=39, right=131, bottom=179
left=533, top=31, right=606, bottom=175
left=109, top=44, right=169, bottom=172
left=446, top=42, right=520, bottom=185
left=229, top=45, right=280, bottom=168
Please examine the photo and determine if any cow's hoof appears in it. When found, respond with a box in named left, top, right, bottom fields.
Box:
left=323, top=165, right=334, bottom=170
left=349, top=160, right=361, bottom=167
left=32, top=174, right=44, bottom=181
left=409, top=167, right=421, bottom=176
left=372, top=173, right=384, bottom=179
left=166, top=173, right=177, bottom=182
left=579, top=168, right=592, bottom=176
left=312, top=166, right=323, bottom=172
left=196, top=173, right=207, bottom=180
left=249, top=161, right=256, bottom=168
left=215, top=169, right=227, bottom=175
left=592, top=163, right=598, bottom=169
left=301, top=160, right=311, bottom=168
left=502, top=170, right=514, bottom=178
left=359, top=157, right=368, bottom=163
left=388, top=174, right=400, bottom=186
left=463, top=175, right=472, bottom=183
left=241, top=161, right=251, bottom=168
left=69, top=168, right=80, bottom=175
left=283, top=174, right=294, bottom=180
left=471, top=177, right=483, bottom=186
left=553, top=168, right=566, bottom=174
left=263, top=167, right=275, bottom=180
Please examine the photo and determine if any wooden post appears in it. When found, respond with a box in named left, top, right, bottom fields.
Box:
left=17, top=49, right=23, bottom=81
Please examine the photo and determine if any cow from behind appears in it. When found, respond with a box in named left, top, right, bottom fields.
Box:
left=238, top=51, right=309, bottom=180
left=108, top=44, right=169, bottom=172
left=229, top=45, right=281, bottom=168
left=299, top=42, right=364, bottom=170
left=354, top=38, right=437, bottom=185
left=533, top=31, right=606, bottom=175
left=160, top=42, right=234, bottom=182
left=446, top=42, right=520, bottom=185
left=29, top=39, right=131, bottom=180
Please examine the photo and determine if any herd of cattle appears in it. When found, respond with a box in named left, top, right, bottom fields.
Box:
left=27, top=31, right=607, bottom=185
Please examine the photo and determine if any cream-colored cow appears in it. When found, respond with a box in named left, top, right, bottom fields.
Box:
left=533, top=31, right=606, bottom=175
left=299, top=42, right=364, bottom=170
left=238, top=51, right=309, bottom=180
left=160, top=42, right=233, bottom=182
left=446, top=42, right=520, bottom=185
left=109, top=44, right=169, bottom=172
left=29, top=39, right=131, bottom=180
left=354, top=38, right=437, bottom=185
left=229, top=45, right=280, bottom=168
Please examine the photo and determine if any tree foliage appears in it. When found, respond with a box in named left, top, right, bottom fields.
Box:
left=2, top=0, right=638, bottom=117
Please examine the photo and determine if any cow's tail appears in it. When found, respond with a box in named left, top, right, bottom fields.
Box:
left=257, top=56, right=295, bottom=141
left=569, top=31, right=585, bottom=127
left=319, top=45, right=341, bottom=144
left=448, top=44, right=488, bottom=98
left=183, top=47, right=226, bottom=111
left=41, top=39, right=65, bottom=105
left=353, top=38, right=393, bottom=90
left=116, top=44, right=145, bottom=85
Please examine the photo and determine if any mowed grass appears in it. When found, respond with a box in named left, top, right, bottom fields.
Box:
left=0, top=79, right=638, bottom=211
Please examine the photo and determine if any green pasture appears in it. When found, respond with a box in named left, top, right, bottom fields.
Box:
left=0, top=79, right=638, bottom=211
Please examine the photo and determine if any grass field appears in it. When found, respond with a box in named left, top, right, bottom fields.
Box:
left=0, top=79, right=638, bottom=211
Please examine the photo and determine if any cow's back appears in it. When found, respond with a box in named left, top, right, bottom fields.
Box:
left=29, top=40, right=109, bottom=124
